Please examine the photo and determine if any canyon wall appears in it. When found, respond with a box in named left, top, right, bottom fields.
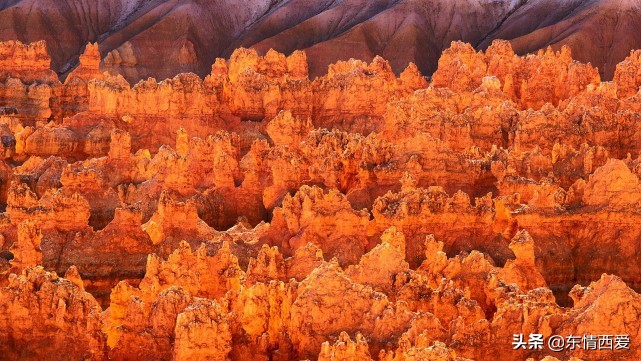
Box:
left=2, top=0, right=641, bottom=82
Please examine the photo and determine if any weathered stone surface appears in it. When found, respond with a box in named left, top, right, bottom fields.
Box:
left=0, top=267, right=105, bottom=360
left=0, top=39, right=641, bottom=361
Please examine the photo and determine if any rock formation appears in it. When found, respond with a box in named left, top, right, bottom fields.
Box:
left=2, top=0, right=640, bottom=82
left=1, top=39, right=641, bottom=361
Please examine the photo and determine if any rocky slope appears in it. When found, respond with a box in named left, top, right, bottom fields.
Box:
left=2, top=39, right=641, bottom=360
left=1, top=0, right=641, bottom=82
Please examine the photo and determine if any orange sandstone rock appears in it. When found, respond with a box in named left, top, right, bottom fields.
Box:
left=267, top=185, right=370, bottom=264
left=433, top=41, right=600, bottom=110
left=0, top=39, right=641, bottom=361
left=613, top=50, right=641, bottom=99
left=173, top=299, right=232, bottom=361
left=318, top=332, right=373, bottom=361
left=0, top=267, right=105, bottom=360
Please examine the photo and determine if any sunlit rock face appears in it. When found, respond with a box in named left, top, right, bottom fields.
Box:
left=2, top=38, right=641, bottom=361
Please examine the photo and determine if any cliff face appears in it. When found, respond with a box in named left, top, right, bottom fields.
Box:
left=2, top=39, right=641, bottom=361
left=2, top=0, right=640, bottom=82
